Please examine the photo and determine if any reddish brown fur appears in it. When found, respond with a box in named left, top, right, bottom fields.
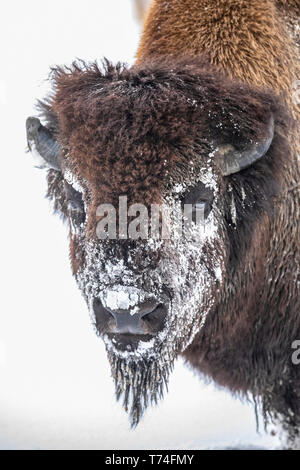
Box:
left=38, top=0, right=300, bottom=443
left=49, top=57, right=289, bottom=240
left=137, top=1, right=299, bottom=110
left=135, top=0, right=300, bottom=441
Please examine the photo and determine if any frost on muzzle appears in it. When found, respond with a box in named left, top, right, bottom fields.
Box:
left=25, top=111, right=275, bottom=426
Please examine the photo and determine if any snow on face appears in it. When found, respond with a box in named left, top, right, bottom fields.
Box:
left=67, top=163, right=226, bottom=425
left=100, top=286, right=152, bottom=315
left=76, top=172, right=225, bottom=353
left=64, top=168, right=85, bottom=194
left=73, top=163, right=226, bottom=354
left=63, top=168, right=87, bottom=236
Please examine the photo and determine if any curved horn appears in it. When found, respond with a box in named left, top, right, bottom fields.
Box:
left=26, top=117, right=61, bottom=171
left=216, top=115, right=274, bottom=176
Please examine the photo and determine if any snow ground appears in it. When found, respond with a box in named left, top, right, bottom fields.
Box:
left=0, top=0, right=281, bottom=450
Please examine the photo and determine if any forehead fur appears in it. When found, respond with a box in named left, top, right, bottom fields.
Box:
left=43, top=56, right=287, bottom=201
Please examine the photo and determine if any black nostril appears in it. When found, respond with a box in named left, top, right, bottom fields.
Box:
left=135, top=299, right=160, bottom=317
left=93, top=298, right=116, bottom=335
left=142, top=303, right=167, bottom=333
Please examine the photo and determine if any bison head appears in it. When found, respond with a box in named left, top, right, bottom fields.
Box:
left=26, top=57, right=285, bottom=425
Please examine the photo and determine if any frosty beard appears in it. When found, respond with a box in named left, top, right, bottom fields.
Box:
left=76, top=175, right=224, bottom=426
left=102, top=268, right=220, bottom=427
left=106, top=347, right=174, bottom=427
left=102, top=299, right=178, bottom=427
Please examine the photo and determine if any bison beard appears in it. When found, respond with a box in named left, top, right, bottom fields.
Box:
left=28, top=56, right=296, bottom=434
left=77, top=238, right=223, bottom=425
left=74, top=185, right=224, bottom=425
left=107, top=346, right=173, bottom=427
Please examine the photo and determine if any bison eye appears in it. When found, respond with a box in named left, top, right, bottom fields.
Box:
left=188, top=200, right=212, bottom=223
left=192, top=201, right=206, bottom=221
left=183, top=183, right=214, bottom=221
left=64, top=182, right=85, bottom=226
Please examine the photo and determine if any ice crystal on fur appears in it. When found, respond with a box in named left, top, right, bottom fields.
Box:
left=107, top=351, right=173, bottom=427
left=74, top=173, right=225, bottom=424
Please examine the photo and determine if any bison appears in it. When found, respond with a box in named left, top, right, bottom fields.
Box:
left=26, top=0, right=300, bottom=447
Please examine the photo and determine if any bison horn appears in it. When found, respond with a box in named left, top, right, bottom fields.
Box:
left=216, top=115, right=274, bottom=176
left=26, top=117, right=61, bottom=171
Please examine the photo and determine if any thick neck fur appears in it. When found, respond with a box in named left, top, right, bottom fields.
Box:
left=137, top=1, right=300, bottom=408
left=137, top=0, right=299, bottom=115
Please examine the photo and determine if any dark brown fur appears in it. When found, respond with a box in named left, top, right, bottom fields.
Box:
left=136, top=0, right=300, bottom=444
left=49, top=58, right=288, bottom=208
left=43, top=57, right=291, bottom=257
left=36, top=0, right=300, bottom=444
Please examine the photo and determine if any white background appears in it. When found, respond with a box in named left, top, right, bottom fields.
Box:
left=0, top=0, right=280, bottom=450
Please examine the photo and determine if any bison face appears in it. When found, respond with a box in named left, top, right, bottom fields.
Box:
left=26, top=57, right=280, bottom=425
left=68, top=161, right=227, bottom=354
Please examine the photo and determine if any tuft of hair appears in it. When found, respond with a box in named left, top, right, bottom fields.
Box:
left=108, top=350, right=174, bottom=427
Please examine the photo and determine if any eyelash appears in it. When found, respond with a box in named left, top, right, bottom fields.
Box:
left=186, top=201, right=209, bottom=222
left=182, top=192, right=213, bottom=219
left=192, top=201, right=206, bottom=211
left=65, top=183, right=86, bottom=225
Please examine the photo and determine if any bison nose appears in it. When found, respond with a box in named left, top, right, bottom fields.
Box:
left=107, top=299, right=166, bottom=335
left=94, top=298, right=167, bottom=336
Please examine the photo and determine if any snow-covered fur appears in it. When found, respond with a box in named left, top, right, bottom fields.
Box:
left=31, top=0, right=300, bottom=444
left=136, top=0, right=300, bottom=447
left=38, top=56, right=298, bottom=430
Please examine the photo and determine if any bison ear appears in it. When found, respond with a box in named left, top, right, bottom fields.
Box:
left=215, top=115, right=274, bottom=176
left=26, top=117, right=62, bottom=171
